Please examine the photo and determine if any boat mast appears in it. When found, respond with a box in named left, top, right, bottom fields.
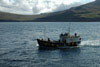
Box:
left=68, top=22, right=71, bottom=34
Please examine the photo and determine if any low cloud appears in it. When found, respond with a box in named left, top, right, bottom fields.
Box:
left=0, top=0, right=95, bottom=15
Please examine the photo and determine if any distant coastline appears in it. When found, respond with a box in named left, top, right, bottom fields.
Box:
left=0, top=0, right=100, bottom=22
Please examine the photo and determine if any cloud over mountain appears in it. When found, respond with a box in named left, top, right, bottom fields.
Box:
left=0, top=0, right=95, bottom=15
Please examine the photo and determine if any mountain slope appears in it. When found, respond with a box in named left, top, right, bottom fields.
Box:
left=0, top=11, right=65, bottom=22
left=0, top=0, right=100, bottom=22
left=33, top=0, right=100, bottom=22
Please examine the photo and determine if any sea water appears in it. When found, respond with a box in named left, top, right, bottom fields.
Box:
left=0, top=22, right=100, bottom=67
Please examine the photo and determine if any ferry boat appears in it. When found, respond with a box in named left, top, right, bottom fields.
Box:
left=37, top=33, right=81, bottom=48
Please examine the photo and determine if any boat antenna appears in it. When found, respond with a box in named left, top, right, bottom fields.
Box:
left=68, top=22, right=71, bottom=34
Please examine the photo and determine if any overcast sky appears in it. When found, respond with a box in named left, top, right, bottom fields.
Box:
left=0, top=0, right=95, bottom=15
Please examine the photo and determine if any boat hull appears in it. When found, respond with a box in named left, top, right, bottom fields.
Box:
left=37, top=39, right=81, bottom=48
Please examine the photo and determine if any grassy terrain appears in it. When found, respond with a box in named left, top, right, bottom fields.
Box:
left=0, top=0, right=100, bottom=22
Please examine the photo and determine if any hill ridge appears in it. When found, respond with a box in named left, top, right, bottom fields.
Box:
left=0, top=0, right=100, bottom=22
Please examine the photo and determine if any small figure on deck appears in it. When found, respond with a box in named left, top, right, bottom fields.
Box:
left=42, top=38, right=43, bottom=40
left=75, top=33, right=77, bottom=37
left=59, top=40, right=60, bottom=42
left=65, top=33, right=68, bottom=36
left=60, top=34, right=64, bottom=36
left=48, top=38, right=50, bottom=41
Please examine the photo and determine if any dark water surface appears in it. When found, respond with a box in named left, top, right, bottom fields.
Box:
left=0, top=22, right=100, bottom=67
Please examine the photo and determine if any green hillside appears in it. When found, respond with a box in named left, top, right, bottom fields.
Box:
left=0, top=0, right=100, bottom=22
left=33, top=0, right=100, bottom=22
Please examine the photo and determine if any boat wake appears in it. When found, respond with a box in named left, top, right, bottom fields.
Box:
left=80, top=39, right=100, bottom=47
left=36, top=44, right=39, bottom=46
